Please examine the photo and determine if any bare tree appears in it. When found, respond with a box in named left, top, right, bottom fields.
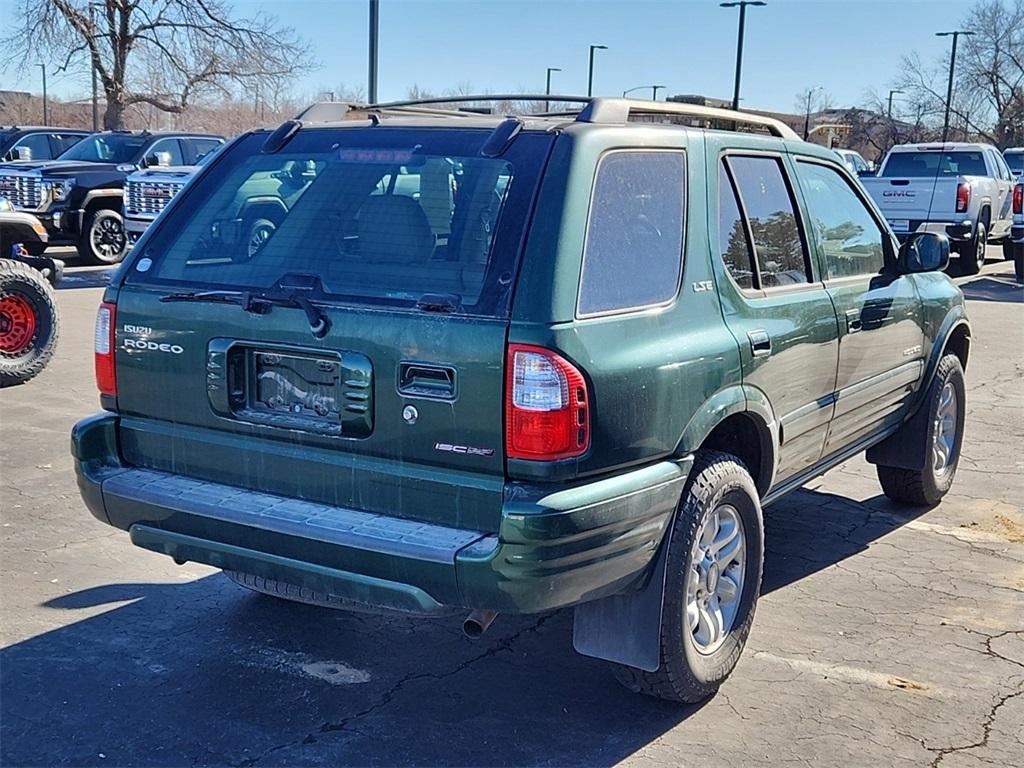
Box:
left=1, top=0, right=315, bottom=130
left=895, top=0, right=1023, bottom=147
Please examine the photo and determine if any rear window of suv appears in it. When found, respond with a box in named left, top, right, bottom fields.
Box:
left=881, top=151, right=987, bottom=177
left=130, top=127, right=553, bottom=317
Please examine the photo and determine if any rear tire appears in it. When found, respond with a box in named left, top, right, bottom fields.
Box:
left=876, top=354, right=965, bottom=506
left=958, top=218, right=986, bottom=275
left=612, top=451, right=764, bottom=704
left=78, top=207, right=127, bottom=265
left=1003, top=238, right=1016, bottom=261
left=0, top=258, right=59, bottom=387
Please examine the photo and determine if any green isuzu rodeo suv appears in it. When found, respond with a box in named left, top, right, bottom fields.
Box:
left=72, top=97, right=970, bottom=703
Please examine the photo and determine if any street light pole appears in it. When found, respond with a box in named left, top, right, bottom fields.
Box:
left=886, top=88, right=903, bottom=120
left=720, top=1, right=766, bottom=112
left=37, top=64, right=47, bottom=124
left=587, top=44, right=607, bottom=98
left=368, top=0, right=380, bottom=104
left=623, top=85, right=666, bottom=100
left=544, top=67, right=561, bottom=112
left=89, top=3, right=100, bottom=131
left=936, top=30, right=974, bottom=144
left=803, top=85, right=821, bottom=140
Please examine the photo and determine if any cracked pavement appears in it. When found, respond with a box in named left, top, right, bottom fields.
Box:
left=1, top=254, right=1021, bottom=767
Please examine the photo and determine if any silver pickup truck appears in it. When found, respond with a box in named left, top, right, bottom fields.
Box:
left=861, top=142, right=1016, bottom=274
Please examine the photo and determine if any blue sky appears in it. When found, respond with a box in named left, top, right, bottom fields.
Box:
left=3, top=0, right=969, bottom=115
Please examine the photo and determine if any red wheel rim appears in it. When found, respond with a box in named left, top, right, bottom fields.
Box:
left=0, top=294, right=37, bottom=355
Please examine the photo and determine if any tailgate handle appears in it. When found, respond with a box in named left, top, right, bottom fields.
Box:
left=398, top=363, right=457, bottom=400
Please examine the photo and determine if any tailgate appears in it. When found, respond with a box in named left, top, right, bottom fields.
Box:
left=107, top=126, right=556, bottom=534
left=113, top=289, right=508, bottom=532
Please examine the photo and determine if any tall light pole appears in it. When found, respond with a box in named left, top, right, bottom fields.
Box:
left=720, top=1, right=766, bottom=112
left=936, top=30, right=974, bottom=144
left=803, top=85, right=822, bottom=140
left=886, top=88, right=903, bottom=120
left=587, top=44, right=607, bottom=98
left=544, top=67, right=561, bottom=112
left=623, top=85, right=666, bottom=100
left=89, top=2, right=102, bottom=130
left=37, top=64, right=48, bottom=125
left=368, top=0, right=380, bottom=103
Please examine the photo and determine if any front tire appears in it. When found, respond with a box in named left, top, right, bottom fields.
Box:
left=877, top=354, right=965, bottom=506
left=0, top=258, right=60, bottom=387
left=78, top=208, right=127, bottom=265
left=613, top=451, right=764, bottom=704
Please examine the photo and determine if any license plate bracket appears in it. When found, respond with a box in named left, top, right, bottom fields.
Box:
left=244, top=349, right=346, bottom=434
left=889, top=219, right=911, bottom=233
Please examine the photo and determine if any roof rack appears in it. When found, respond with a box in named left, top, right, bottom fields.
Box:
left=293, top=95, right=801, bottom=140
left=576, top=98, right=800, bottom=139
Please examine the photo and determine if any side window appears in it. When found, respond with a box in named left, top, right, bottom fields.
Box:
left=578, top=151, right=685, bottom=315
left=10, top=133, right=52, bottom=161
left=994, top=151, right=1013, bottom=182
left=192, top=138, right=223, bottom=163
left=717, top=161, right=755, bottom=290
left=796, top=161, right=885, bottom=279
left=727, top=155, right=809, bottom=288
left=147, top=138, right=185, bottom=166
left=52, top=133, right=85, bottom=156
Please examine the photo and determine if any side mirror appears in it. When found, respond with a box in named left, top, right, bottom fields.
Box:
left=898, top=232, right=950, bottom=274
left=12, top=147, right=32, bottom=162
left=143, top=151, right=171, bottom=168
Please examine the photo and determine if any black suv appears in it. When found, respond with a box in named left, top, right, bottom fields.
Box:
left=0, top=126, right=90, bottom=163
left=0, top=130, right=224, bottom=264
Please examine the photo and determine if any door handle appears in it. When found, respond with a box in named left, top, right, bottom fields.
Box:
left=845, top=309, right=863, bottom=334
left=747, top=329, right=771, bottom=357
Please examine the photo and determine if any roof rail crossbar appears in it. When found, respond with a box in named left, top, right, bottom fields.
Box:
left=576, top=98, right=800, bottom=140
left=363, top=94, right=593, bottom=110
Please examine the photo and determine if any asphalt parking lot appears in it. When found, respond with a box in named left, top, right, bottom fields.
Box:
left=1, top=250, right=1022, bottom=768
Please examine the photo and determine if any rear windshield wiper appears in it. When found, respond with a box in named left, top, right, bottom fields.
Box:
left=160, top=289, right=330, bottom=338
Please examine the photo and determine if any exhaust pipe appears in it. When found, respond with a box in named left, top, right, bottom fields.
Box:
left=463, top=609, right=498, bottom=639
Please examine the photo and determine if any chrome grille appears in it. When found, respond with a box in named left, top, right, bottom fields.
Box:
left=0, top=173, right=42, bottom=209
left=125, top=179, right=185, bottom=216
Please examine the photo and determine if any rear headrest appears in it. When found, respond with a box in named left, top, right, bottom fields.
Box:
left=356, top=195, right=435, bottom=263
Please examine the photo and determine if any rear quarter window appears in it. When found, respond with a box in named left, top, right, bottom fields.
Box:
left=577, top=150, right=686, bottom=316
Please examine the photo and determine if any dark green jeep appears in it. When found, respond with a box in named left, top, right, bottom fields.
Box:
left=72, top=97, right=970, bottom=703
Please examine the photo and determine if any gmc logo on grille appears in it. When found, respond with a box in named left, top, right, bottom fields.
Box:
left=142, top=186, right=173, bottom=198
left=0, top=179, right=17, bottom=191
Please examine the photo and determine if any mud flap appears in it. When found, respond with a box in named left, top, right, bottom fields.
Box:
left=865, top=392, right=931, bottom=471
left=571, top=530, right=671, bottom=672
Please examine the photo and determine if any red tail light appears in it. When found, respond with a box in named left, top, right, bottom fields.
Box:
left=955, top=182, right=970, bottom=214
left=505, top=344, right=589, bottom=460
left=94, top=302, right=117, bottom=397
left=1014, top=183, right=1023, bottom=215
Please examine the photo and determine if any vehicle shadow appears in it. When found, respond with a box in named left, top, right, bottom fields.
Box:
left=957, top=274, right=1023, bottom=304
left=0, top=488, right=928, bottom=767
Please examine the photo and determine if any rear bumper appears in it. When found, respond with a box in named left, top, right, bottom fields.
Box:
left=892, top=220, right=973, bottom=243
left=1012, top=224, right=1024, bottom=244
left=72, top=413, right=689, bottom=615
left=0, top=211, right=48, bottom=252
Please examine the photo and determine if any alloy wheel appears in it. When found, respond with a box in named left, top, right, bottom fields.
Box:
left=91, top=215, right=126, bottom=262
left=933, top=381, right=958, bottom=476
left=686, top=503, right=746, bottom=654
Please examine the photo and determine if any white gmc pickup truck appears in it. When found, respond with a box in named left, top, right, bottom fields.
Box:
left=862, top=142, right=1016, bottom=274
